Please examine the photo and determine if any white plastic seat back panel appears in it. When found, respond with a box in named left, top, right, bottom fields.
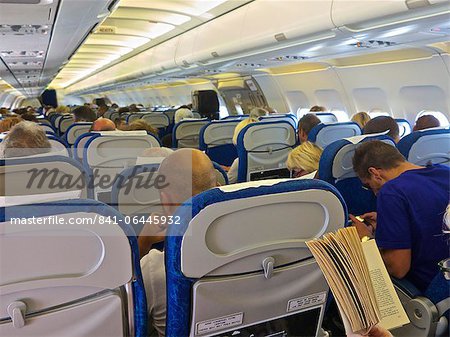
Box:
left=85, top=134, right=160, bottom=194
left=315, top=123, right=361, bottom=148
left=182, top=188, right=344, bottom=277
left=175, top=119, right=209, bottom=148
left=202, top=120, right=240, bottom=146
left=39, top=124, right=55, bottom=134
left=0, top=160, right=87, bottom=198
left=241, top=122, right=296, bottom=181
left=141, top=113, right=170, bottom=129
left=48, top=139, right=70, bottom=157
left=315, top=113, right=338, bottom=123
left=397, top=120, right=412, bottom=138
left=409, top=133, right=450, bottom=166
left=0, top=210, right=132, bottom=336
left=116, top=171, right=163, bottom=216
left=59, top=117, right=74, bottom=134
left=66, top=124, right=92, bottom=146
left=259, top=114, right=298, bottom=129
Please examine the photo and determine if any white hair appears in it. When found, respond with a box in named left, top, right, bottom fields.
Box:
left=175, top=108, right=194, bottom=124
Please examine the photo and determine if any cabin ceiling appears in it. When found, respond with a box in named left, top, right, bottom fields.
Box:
left=0, top=0, right=116, bottom=100
left=49, top=0, right=251, bottom=90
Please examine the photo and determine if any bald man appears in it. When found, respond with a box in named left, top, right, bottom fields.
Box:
left=139, top=149, right=217, bottom=336
left=89, top=117, right=116, bottom=132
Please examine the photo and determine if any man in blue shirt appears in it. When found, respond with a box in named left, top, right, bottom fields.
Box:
left=349, top=140, right=449, bottom=292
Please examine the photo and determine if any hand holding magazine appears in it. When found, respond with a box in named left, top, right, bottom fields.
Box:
left=306, top=227, right=409, bottom=335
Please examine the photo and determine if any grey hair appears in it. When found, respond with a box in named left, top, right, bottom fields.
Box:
left=2, top=121, right=51, bottom=158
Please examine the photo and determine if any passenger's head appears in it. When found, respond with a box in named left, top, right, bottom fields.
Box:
left=21, top=113, right=38, bottom=123
left=298, top=113, right=321, bottom=143
left=363, top=116, right=400, bottom=143
left=413, top=115, right=440, bottom=131
left=351, top=112, right=371, bottom=129
left=286, top=141, right=323, bottom=177
left=263, top=106, right=278, bottom=114
left=97, top=105, right=109, bottom=117
left=55, top=105, right=70, bottom=115
left=2, top=121, right=51, bottom=158
left=158, top=149, right=217, bottom=215
left=248, top=107, right=268, bottom=122
left=118, top=107, right=130, bottom=114
left=126, top=120, right=158, bottom=136
left=90, top=117, right=116, bottom=132
left=0, top=117, right=23, bottom=133
left=232, top=118, right=252, bottom=145
left=73, top=106, right=97, bottom=122
left=310, top=105, right=327, bottom=112
left=114, top=117, right=127, bottom=130
left=174, top=108, right=194, bottom=124
left=352, top=140, right=406, bottom=195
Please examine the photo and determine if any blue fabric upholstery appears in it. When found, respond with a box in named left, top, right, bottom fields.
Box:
left=165, top=179, right=347, bottom=336
left=199, top=120, right=239, bottom=166
left=397, top=128, right=450, bottom=160
left=318, top=135, right=394, bottom=215
left=0, top=199, right=148, bottom=337
left=212, top=161, right=229, bottom=185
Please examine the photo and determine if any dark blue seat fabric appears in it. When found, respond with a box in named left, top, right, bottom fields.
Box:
left=318, top=135, right=395, bottom=215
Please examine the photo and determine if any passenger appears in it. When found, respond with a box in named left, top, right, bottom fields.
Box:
left=413, top=114, right=440, bottom=131
left=350, top=140, right=449, bottom=291
left=114, top=117, right=127, bottom=130
left=286, top=141, right=323, bottom=178
left=228, top=107, right=269, bottom=184
left=1, top=121, right=51, bottom=158
left=55, top=105, right=71, bottom=115
left=0, top=116, right=23, bottom=133
left=362, top=116, right=400, bottom=143
left=111, top=103, right=119, bottom=109
left=174, top=107, right=194, bottom=124
left=21, top=113, right=38, bottom=123
left=73, top=106, right=97, bottom=122
left=264, top=106, right=278, bottom=114
left=140, top=147, right=174, bottom=159
left=97, top=104, right=109, bottom=118
left=297, top=113, right=321, bottom=143
left=140, top=149, right=217, bottom=336
left=310, top=105, right=327, bottom=112
left=126, top=119, right=158, bottom=137
left=0, top=108, right=10, bottom=116
left=89, top=117, right=116, bottom=132
left=118, top=107, right=130, bottom=115
left=351, top=112, right=371, bottom=129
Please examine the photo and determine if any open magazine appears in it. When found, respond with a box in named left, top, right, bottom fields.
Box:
left=306, top=227, right=409, bottom=335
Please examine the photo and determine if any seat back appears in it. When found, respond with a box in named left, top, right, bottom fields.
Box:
left=47, top=135, right=70, bottom=157
left=236, top=121, right=296, bottom=183
left=109, top=111, right=120, bottom=122
left=308, top=122, right=361, bottom=149
left=199, top=120, right=240, bottom=166
left=39, top=123, right=56, bottom=134
left=0, top=199, right=147, bottom=337
left=173, top=118, right=209, bottom=148
left=141, top=113, right=170, bottom=129
left=212, top=161, right=229, bottom=185
left=111, top=164, right=162, bottom=216
left=0, top=155, right=89, bottom=199
left=315, top=112, right=338, bottom=123
left=259, top=113, right=298, bottom=129
left=397, top=128, right=450, bottom=166
left=126, top=113, right=144, bottom=123
left=63, top=122, right=92, bottom=146
left=396, top=118, right=412, bottom=138
left=73, top=132, right=96, bottom=161
left=221, top=114, right=249, bottom=120
left=165, top=179, right=347, bottom=337
left=83, top=131, right=161, bottom=199
left=57, top=115, right=74, bottom=135
left=318, top=134, right=396, bottom=214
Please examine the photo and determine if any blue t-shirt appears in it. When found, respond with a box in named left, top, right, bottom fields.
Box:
left=376, top=164, right=450, bottom=292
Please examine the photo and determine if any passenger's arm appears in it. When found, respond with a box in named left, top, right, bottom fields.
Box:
left=380, top=248, right=411, bottom=279
left=138, top=213, right=167, bottom=258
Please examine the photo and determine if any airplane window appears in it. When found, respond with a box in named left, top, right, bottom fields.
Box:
left=416, top=110, right=449, bottom=127
left=368, top=110, right=390, bottom=118
left=296, top=108, right=311, bottom=119
left=219, top=105, right=229, bottom=119
left=331, top=110, right=349, bottom=122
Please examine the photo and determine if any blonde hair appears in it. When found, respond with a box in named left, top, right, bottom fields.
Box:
left=351, top=112, right=371, bottom=128
left=232, top=107, right=268, bottom=145
left=55, top=105, right=70, bottom=115
left=286, top=141, right=323, bottom=173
